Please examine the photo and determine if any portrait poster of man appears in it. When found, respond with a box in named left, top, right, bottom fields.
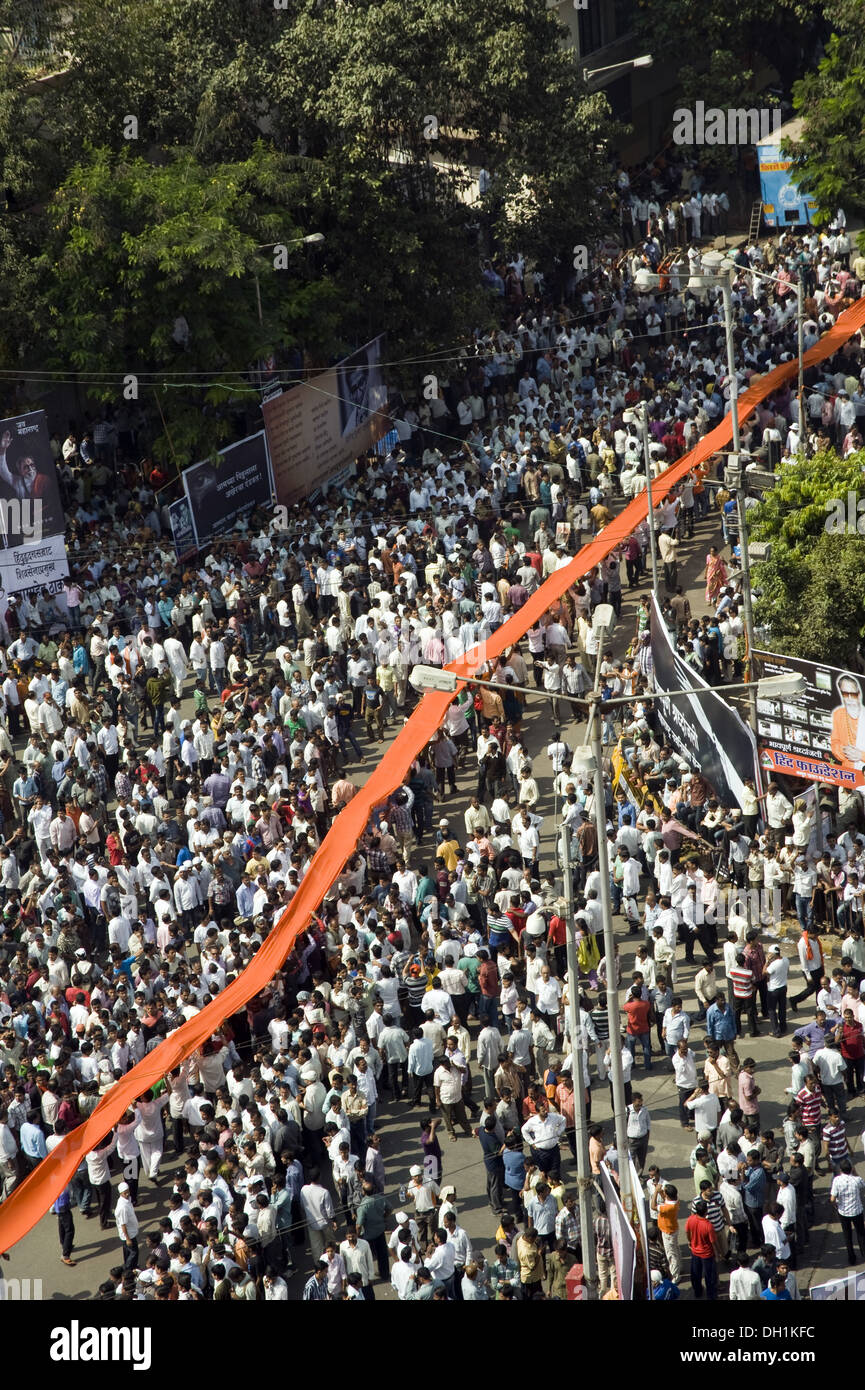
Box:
left=0, top=410, right=64, bottom=546
left=830, top=672, right=865, bottom=773
left=337, top=344, right=375, bottom=437
left=754, top=648, right=865, bottom=788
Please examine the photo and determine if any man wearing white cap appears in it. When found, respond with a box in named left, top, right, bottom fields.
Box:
left=115, top=1179, right=139, bottom=1272
left=388, top=1209, right=421, bottom=1259
left=405, top=1164, right=440, bottom=1245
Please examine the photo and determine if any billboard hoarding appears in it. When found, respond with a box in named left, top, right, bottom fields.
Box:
left=753, top=648, right=865, bottom=787
left=168, top=497, right=198, bottom=561
left=182, top=431, right=273, bottom=551
left=0, top=410, right=68, bottom=596
left=811, top=1271, right=865, bottom=1301
left=263, top=335, right=388, bottom=508
left=650, top=596, right=759, bottom=809
left=598, top=1160, right=636, bottom=1301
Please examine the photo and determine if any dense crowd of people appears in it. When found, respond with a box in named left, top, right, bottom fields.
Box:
left=0, top=205, right=863, bottom=1302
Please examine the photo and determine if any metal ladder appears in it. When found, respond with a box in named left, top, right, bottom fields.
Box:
left=747, top=198, right=763, bottom=245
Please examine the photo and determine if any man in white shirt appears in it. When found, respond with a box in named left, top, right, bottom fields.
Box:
left=766, top=944, right=790, bottom=1037
left=115, top=1180, right=140, bottom=1271
left=729, top=1253, right=762, bottom=1299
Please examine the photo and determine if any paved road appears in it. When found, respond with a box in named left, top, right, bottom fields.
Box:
left=4, top=498, right=861, bottom=1302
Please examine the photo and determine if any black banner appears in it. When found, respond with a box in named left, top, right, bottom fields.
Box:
left=650, top=596, right=758, bottom=810
left=182, top=431, right=273, bottom=549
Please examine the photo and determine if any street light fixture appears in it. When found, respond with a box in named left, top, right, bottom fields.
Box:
left=583, top=54, right=653, bottom=86
left=408, top=664, right=806, bottom=705
left=252, top=233, right=325, bottom=324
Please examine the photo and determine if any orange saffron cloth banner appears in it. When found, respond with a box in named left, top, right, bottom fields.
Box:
left=2, top=294, right=864, bottom=1254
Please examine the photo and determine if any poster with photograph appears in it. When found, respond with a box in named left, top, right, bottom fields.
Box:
left=753, top=648, right=865, bottom=787
left=0, top=409, right=68, bottom=594
left=650, top=597, right=759, bottom=809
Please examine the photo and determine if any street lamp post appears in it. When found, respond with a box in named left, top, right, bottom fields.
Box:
left=573, top=604, right=636, bottom=1211
left=559, top=823, right=598, bottom=1295
left=797, top=268, right=806, bottom=456
left=743, top=260, right=807, bottom=458
left=408, top=660, right=806, bottom=1248
left=624, top=405, right=659, bottom=593
left=641, top=251, right=760, bottom=734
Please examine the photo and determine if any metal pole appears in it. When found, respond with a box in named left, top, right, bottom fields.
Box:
left=560, top=824, right=598, bottom=1294
left=586, top=649, right=632, bottom=1213
left=812, top=781, right=824, bottom=854
left=720, top=275, right=758, bottom=737
left=458, top=669, right=760, bottom=709
left=797, top=270, right=806, bottom=457
left=720, top=276, right=740, bottom=455
left=641, top=410, right=660, bottom=592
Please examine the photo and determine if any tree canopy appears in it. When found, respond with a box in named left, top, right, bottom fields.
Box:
left=747, top=449, right=865, bottom=665
left=634, top=0, right=825, bottom=119
left=787, top=0, right=865, bottom=244
left=0, top=0, right=617, bottom=460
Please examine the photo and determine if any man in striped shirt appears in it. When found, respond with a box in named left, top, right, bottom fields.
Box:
left=302, top=1261, right=331, bottom=1300
left=829, top=1160, right=865, bottom=1263
left=821, top=1111, right=849, bottom=1174
left=729, top=954, right=760, bottom=1038
left=795, top=1074, right=824, bottom=1135
left=691, top=1179, right=729, bottom=1258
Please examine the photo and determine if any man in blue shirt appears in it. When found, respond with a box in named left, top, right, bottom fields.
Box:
left=502, top=1136, right=526, bottom=1217
left=12, top=768, right=39, bottom=820
left=760, top=1273, right=792, bottom=1300
left=741, top=1149, right=768, bottom=1246
left=19, top=1110, right=47, bottom=1171
left=705, top=992, right=739, bottom=1063
left=792, top=1012, right=830, bottom=1059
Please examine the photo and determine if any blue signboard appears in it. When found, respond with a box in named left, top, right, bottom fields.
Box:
left=758, top=143, right=818, bottom=229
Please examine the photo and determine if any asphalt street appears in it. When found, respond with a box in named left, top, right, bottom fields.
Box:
left=3, top=495, right=861, bottom=1303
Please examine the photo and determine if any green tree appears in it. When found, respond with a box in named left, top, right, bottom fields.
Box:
left=0, top=0, right=619, bottom=455
left=634, top=0, right=825, bottom=166
left=32, top=143, right=340, bottom=463
left=747, top=448, right=865, bottom=664
left=788, top=0, right=865, bottom=243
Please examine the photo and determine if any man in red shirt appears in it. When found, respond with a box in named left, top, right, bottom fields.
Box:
left=547, top=910, right=567, bottom=979
left=477, top=950, right=501, bottom=1030
left=836, top=1008, right=865, bottom=1096
left=624, top=986, right=653, bottom=1071
left=685, top=1199, right=718, bottom=1300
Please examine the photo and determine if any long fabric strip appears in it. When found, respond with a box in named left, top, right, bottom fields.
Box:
left=2, top=295, right=864, bottom=1253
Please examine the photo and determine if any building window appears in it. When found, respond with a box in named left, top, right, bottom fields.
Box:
left=604, top=74, right=632, bottom=123
left=613, top=0, right=635, bottom=41
left=578, top=5, right=605, bottom=57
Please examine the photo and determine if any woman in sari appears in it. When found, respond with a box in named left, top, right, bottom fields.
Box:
left=704, top=546, right=728, bottom=605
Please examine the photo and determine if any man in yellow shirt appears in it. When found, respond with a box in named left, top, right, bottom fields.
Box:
left=657, top=1181, right=681, bottom=1282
